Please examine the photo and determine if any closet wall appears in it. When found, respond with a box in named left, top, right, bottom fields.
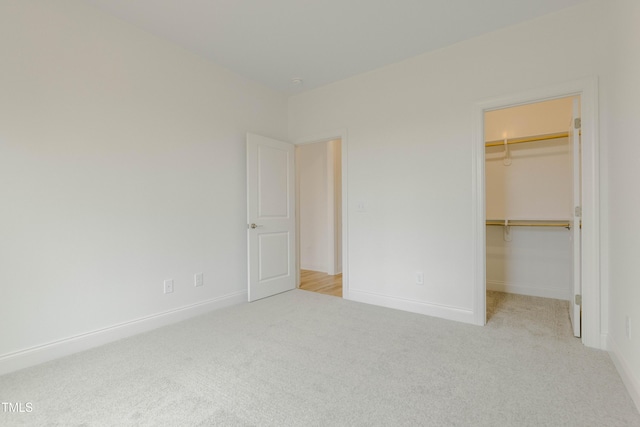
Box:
left=485, top=97, right=575, bottom=300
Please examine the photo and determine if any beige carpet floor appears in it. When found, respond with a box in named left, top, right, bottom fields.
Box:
left=1, top=290, right=639, bottom=426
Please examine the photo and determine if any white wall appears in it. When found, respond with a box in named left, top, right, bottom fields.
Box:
left=486, top=227, right=572, bottom=299
left=600, top=0, right=640, bottom=410
left=0, top=0, right=287, bottom=370
left=485, top=98, right=574, bottom=300
left=298, top=142, right=329, bottom=271
left=289, top=2, right=602, bottom=323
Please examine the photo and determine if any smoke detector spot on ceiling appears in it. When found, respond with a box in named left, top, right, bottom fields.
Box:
left=291, top=78, right=304, bottom=88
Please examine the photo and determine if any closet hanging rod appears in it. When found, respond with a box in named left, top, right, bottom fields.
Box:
left=485, top=131, right=569, bottom=148
left=486, top=221, right=571, bottom=229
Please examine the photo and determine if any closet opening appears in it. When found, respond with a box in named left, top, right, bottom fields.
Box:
left=295, top=139, right=343, bottom=297
left=484, top=96, right=582, bottom=337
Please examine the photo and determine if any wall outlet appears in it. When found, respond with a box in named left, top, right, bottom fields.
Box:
left=164, top=279, right=174, bottom=294
left=195, top=273, right=204, bottom=287
left=416, top=272, right=424, bottom=285
left=626, top=316, right=631, bottom=339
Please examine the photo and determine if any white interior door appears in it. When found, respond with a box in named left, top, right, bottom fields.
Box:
left=570, top=97, right=582, bottom=337
left=247, top=133, right=296, bottom=302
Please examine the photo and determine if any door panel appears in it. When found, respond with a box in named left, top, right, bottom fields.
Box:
left=258, top=145, right=290, bottom=218
left=259, top=232, right=291, bottom=281
left=247, top=133, right=295, bottom=302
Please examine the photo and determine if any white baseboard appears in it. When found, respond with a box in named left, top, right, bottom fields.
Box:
left=487, top=280, right=570, bottom=300
left=608, top=335, right=640, bottom=413
left=300, top=265, right=326, bottom=273
left=601, top=333, right=609, bottom=351
left=0, top=291, right=247, bottom=376
left=347, top=289, right=475, bottom=324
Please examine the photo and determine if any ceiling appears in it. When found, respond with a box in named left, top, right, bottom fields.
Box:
left=84, top=0, right=589, bottom=94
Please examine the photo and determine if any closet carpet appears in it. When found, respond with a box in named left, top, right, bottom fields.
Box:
left=1, top=290, right=638, bottom=426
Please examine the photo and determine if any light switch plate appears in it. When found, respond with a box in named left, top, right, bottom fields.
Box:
left=164, top=279, right=174, bottom=294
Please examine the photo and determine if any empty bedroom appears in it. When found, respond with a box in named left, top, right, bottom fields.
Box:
left=1, top=0, right=639, bottom=425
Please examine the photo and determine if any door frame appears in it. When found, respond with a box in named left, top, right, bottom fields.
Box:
left=294, top=129, right=349, bottom=299
left=472, top=78, right=602, bottom=348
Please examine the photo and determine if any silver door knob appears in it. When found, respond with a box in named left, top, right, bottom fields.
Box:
left=249, top=223, right=263, bottom=229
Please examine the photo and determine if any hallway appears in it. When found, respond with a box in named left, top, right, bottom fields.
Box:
left=299, top=270, right=342, bottom=297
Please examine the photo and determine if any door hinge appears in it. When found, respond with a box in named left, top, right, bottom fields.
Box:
left=575, top=206, right=582, bottom=217
left=575, top=294, right=582, bottom=306
left=574, top=118, right=582, bottom=129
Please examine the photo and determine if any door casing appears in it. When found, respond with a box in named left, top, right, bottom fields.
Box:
left=472, top=78, right=602, bottom=348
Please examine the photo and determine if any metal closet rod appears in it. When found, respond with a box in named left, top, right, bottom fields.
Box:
left=486, top=220, right=571, bottom=229
left=486, top=222, right=570, bottom=227
left=485, top=131, right=569, bottom=148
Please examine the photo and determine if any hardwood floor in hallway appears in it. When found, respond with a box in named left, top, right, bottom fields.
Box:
left=299, top=270, right=342, bottom=297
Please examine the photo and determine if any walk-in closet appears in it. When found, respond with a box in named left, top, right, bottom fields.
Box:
left=485, top=96, right=581, bottom=337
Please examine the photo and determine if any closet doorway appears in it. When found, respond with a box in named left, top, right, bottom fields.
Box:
left=296, top=139, right=343, bottom=297
left=484, top=96, right=582, bottom=337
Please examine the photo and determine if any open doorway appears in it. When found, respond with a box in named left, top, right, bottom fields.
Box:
left=484, top=96, right=581, bottom=336
left=474, top=78, right=601, bottom=348
left=296, top=139, right=343, bottom=297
